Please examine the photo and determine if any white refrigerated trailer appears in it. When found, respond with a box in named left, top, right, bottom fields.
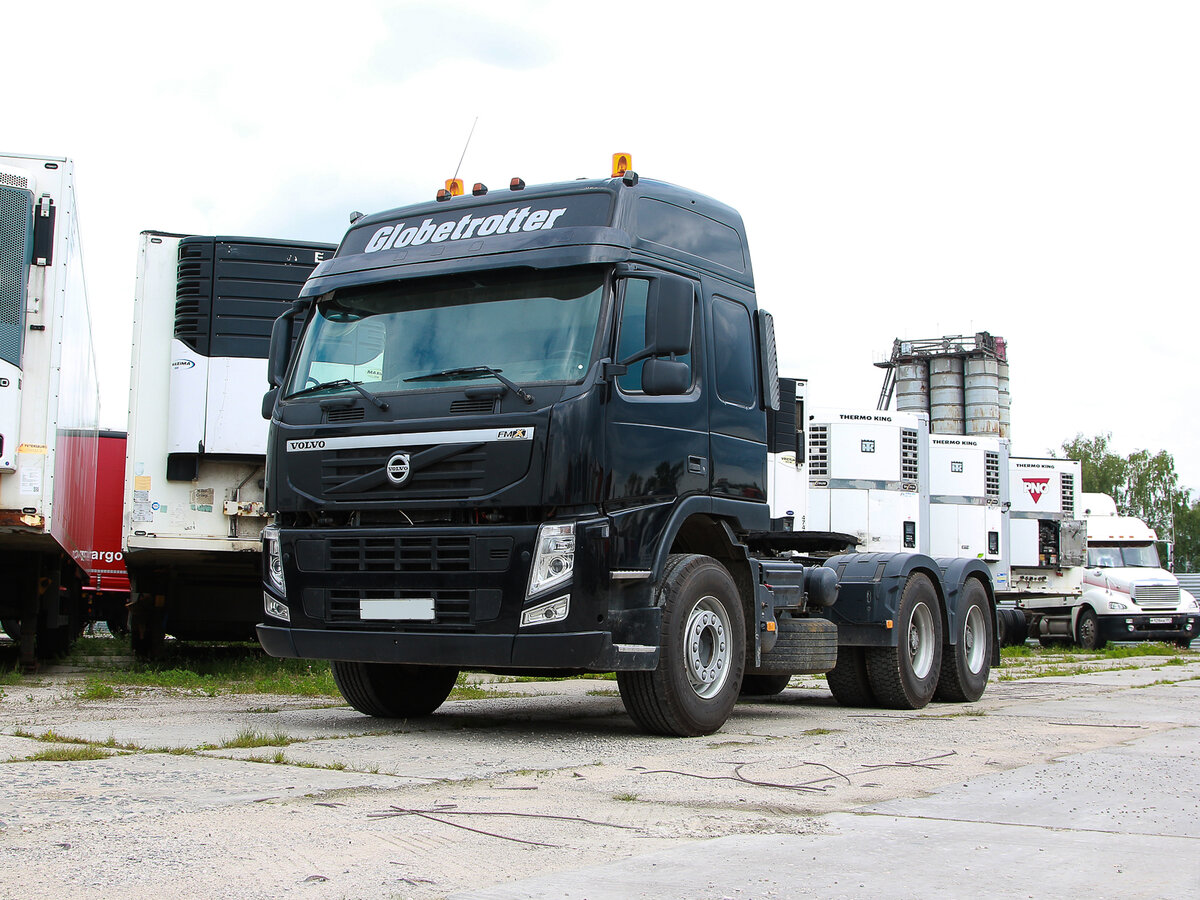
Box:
left=0, top=153, right=100, bottom=666
left=123, top=232, right=334, bottom=655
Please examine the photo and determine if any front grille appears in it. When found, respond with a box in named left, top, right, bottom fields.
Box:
left=327, top=589, right=472, bottom=630
left=322, top=443, right=488, bottom=499
left=329, top=535, right=474, bottom=572
left=1133, top=585, right=1180, bottom=610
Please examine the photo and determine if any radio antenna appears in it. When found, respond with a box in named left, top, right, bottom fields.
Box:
left=452, top=117, right=479, bottom=183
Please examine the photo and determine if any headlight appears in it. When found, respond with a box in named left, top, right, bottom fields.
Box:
left=527, top=522, right=575, bottom=597
left=1108, top=600, right=1129, bottom=610
left=262, top=525, right=286, bottom=593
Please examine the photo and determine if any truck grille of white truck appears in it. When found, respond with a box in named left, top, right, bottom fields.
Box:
left=1132, top=585, right=1180, bottom=610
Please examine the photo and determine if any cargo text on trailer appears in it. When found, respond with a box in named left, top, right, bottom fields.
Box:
left=258, top=157, right=998, bottom=736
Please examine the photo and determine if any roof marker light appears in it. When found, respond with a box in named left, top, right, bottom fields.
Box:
left=472, top=183, right=488, bottom=196
left=436, top=189, right=451, bottom=202
left=510, top=177, right=525, bottom=191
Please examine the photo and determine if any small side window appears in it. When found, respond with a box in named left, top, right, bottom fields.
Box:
left=712, top=296, right=756, bottom=407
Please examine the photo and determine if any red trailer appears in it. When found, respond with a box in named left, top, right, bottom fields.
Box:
left=80, top=431, right=131, bottom=632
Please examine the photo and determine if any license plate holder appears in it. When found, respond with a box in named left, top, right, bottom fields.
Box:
left=1148, top=617, right=1172, bottom=625
left=359, top=598, right=436, bottom=621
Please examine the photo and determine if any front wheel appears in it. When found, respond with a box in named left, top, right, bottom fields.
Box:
left=935, top=579, right=992, bottom=702
left=332, top=661, right=459, bottom=718
left=1076, top=608, right=1106, bottom=650
left=866, top=572, right=943, bottom=709
left=617, top=554, right=745, bottom=736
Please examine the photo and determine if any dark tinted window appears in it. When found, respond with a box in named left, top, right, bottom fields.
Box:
left=615, top=278, right=692, bottom=393
left=713, top=296, right=756, bottom=407
left=637, top=198, right=745, bottom=272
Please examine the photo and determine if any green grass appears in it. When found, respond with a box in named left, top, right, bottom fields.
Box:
left=16, top=745, right=113, bottom=762
left=71, top=645, right=341, bottom=698
left=448, top=672, right=522, bottom=700
left=1001, top=641, right=1188, bottom=661
left=75, top=678, right=122, bottom=700
left=211, top=728, right=294, bottom=750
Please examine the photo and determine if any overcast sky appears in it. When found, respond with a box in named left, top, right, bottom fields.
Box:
left=12, top=0, right=1200, bottom=493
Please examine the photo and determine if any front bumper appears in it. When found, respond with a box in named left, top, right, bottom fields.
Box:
left=1097, top=613, right=1199, bottom=644
left=257, top=621, right=658, bottom=669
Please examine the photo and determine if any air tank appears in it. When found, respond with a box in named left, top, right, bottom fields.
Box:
left=929, top=357, right=964, bottom=434
left=965, top=357, right=1000, bottom=436
left=895, top=361, right=929, bottom=414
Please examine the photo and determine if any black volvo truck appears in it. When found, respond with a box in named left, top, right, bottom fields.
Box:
left=257, top=162, right=997, bottom=735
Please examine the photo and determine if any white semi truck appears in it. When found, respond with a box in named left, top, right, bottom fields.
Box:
left=0, top=153, right=101, bottom=666
left=1021, top=492, right=1198, bottom=649
left=123, top=232, right=334, bottom=655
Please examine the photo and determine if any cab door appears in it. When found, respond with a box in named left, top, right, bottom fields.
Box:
left=603, top=274, right=709, bottom=563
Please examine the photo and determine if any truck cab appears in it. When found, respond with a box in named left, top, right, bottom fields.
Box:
left=259, top=163, right=995, bottom=734
left=1072, top=493, right=1199, bottom=648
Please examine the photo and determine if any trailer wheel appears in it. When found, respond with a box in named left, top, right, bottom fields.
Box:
left=739, top=673, right=792, bottom=696
left=332, top=661, right=459, bottom=718
left=825, top=646, right=876, bottom=707
left=935, top=579, right=992, bottom=702
left=866, top=572, right=943, bottom=709
left=1075, top=608, right=1106, bottom=651
left=617, top=554, right=745, bottom=736
left=1006, top=608, right=1029, bottom=645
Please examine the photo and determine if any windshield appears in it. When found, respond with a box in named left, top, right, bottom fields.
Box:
left=1087, top=543, right=1161, bottom=568
left=285, top=267, right=606, bottom=398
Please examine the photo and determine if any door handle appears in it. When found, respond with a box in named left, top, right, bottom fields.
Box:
left=688, top=456, right=707, bottom=475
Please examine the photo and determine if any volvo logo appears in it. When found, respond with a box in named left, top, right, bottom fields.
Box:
left=386, top=452, right=412, bottom=485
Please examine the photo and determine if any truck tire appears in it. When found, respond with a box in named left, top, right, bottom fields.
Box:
left=752, top=617, right=838, bottom=674
left=825, top=646, right=876, bottom=707
left=934, top=579, right=991, bottom=702
left=739, top=673, right=792, bottom=696
left=332, top=661, right=459, bottom=718
left=1007, top=608, right=1029, bottom=644
left=617, top=554, right=745, bottom=737
left=865, top=572, right=943, bottom=709
left=1075, top=608, right=1106, bottom=651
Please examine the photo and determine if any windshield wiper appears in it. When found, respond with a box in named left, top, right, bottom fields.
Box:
left=285, top=378, right=389, bottom=410
left=404, top=366, right=533, bottom=404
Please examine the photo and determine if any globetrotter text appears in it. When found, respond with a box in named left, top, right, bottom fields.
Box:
left=363, top=206, right=569, bottom=253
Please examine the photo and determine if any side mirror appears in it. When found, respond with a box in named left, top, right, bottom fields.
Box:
left=642, top=358, right=690, bottom=395
left=267, top=301, right=306, bottom=388
left=645, top=274, right=693, bottom=357
left=261, top=387, right=279, bottom=420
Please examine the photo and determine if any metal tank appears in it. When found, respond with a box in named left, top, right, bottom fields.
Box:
left=929, top=357, right=964, bottom=434
left=997, top=360, right=1011, bottom=438
left=965, top=357, right=1000, bottom=436
left=895, top=361, right=929, bottom=414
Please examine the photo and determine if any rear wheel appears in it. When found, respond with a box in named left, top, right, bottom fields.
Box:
left=935, top=580, right=992, bottom=702
left=826, top=645, right=876, bottom=707
left=866, top=572, right=943, bottom=709
left=331, top=661, right=459, bottom=718
left=617, top=554, right=745, bottom=736
left=739, top=673, right=792, bottom=696
left=1076, top=608, right=1106, bottom=650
